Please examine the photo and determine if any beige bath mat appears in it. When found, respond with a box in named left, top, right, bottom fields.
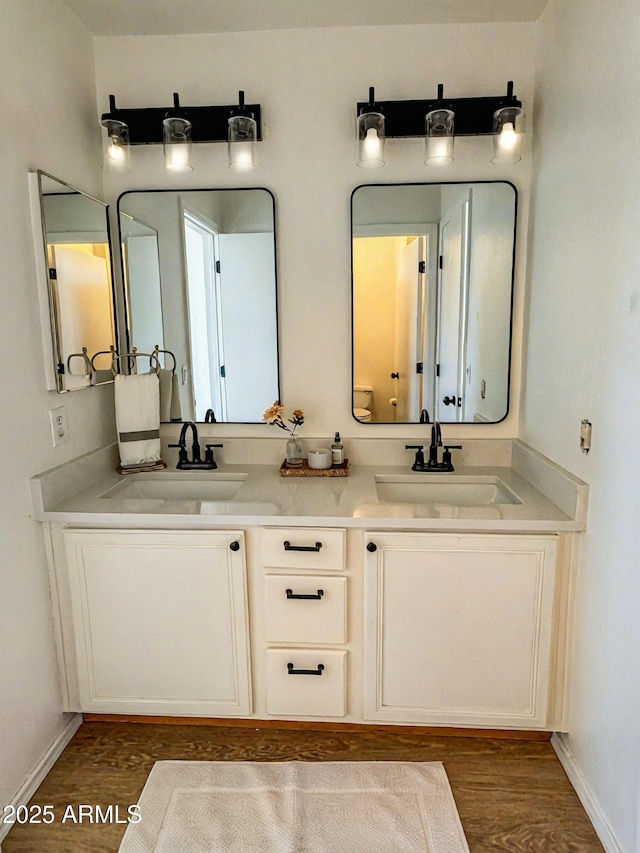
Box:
left=118, top=760, right=470, bottom=853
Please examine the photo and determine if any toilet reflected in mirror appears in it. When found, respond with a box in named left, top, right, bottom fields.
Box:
left=353, top=385, right=372, bottom=422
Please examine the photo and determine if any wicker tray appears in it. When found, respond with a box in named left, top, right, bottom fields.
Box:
left=279, top=459, right=350, bottom=477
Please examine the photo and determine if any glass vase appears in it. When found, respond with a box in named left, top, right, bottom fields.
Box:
left=286, top=435, right=303, bottom=467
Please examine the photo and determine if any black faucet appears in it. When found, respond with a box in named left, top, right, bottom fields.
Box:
left=169, top=421, right=221, bottom=470
left=405, top=420, right=462, bottom=472
left=428, top=421, right=442, bottom=466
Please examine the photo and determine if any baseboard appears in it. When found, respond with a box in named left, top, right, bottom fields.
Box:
left=551, top=733, right=624, bottom=853
left=0, top=713, right=82, bottom=846
left=82, top=713, right=551, bottom=741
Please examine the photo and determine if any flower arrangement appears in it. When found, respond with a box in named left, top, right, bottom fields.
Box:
left=262, top=401, right=304, bottom=436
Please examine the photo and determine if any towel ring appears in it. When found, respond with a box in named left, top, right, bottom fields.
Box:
left=66, top=347, right=92, bottom=378
left=151, top=345, right=177, bottom=373
left=91, top=345, right=118, bottom=373
left=111, top=347, right=160, bottom=376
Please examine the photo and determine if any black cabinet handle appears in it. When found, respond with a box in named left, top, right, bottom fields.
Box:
left=287, top=663, right=324, bottom=676
left=286, top=588, right=324, bottom=600
left=367, top=542, right=377, bottom=552
left=229, top=541, right=240, bottom=551
left=283, top=540, right=322, bottom=552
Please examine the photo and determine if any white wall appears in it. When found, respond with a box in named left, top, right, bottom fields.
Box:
left=94, top=23, right=535, bottom=440
left=13, top=12, right=632, bottom=847
left=0, top=0, right=116, bottom=809
left=523, top=0, right=640, bottom=849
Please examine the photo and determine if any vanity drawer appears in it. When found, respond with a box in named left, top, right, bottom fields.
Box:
left=266, top=649, right=346, bottom=717
left=262, top=527, right=346, bottom=570
left=264, top=575, right=347, bottom=645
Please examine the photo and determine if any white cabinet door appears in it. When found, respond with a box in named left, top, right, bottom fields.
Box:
left=364, top=533, right=558, bottom=728
left=64, top=530, right=251, bottom=716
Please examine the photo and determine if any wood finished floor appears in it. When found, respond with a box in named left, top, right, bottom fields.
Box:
left=3, top=721, right=604, bottom=853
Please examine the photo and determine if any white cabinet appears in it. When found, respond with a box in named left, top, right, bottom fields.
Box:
left=53, top=522, right=567, bottom=730
left=261, top=527, right=348, bottom=718
left=364, top=532, right=558, bottom=729
left=63, top=529, right=251, bottom=716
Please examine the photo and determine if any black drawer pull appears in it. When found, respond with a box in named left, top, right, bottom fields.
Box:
left=283, top=540, right=322, bottom=552
left=286, top=588, right=324, bottom=600
left=287, top=663, right=325, bottom=676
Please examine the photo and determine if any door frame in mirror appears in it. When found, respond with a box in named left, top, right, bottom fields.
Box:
left=29, top=170, right=118, bottom=392
left=350, top=180, right=517, bottom=425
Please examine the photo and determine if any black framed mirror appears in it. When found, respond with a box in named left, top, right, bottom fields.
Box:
left=351, top=181, right=516, bottom=424
left=118, top=188, right=280, bottom=424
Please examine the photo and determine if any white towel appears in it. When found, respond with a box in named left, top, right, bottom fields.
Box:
left=90, top=368, right=114, bottom=386
left=158, top=368, right=173, bottom=422
left=169, top=371, right=182, bottom=422
left=114, top=372, right=162, bottom=467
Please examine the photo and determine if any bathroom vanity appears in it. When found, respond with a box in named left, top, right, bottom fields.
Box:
left=31, top=439, right=587, bottom=733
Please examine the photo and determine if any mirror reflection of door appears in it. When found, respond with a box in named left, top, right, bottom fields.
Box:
left=436, top=189, right=471, bottom=422
left=121, top=220, right=164, bottom=357
left=183, top=209, right=224, bottom=421
left=394, top=234, right=440, bottom=421
left=183, top=211, right=280, bottom=423
left=217, top=232, right=278, bottom=423
left=352, top=225, right=437, bottom=423
left=50, top=245, right=113, bottom=389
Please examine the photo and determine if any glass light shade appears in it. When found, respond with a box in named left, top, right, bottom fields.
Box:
left=425, top=109, right=454, bottom=166
left=163, top=117, right=193, bottom=172
left=492, top=106, right=524, bottom=164
left=228, top=115, right=257, bottom=171
left=357, top=111, right=385, bottom=168
left=102, top=119, right=130, bottom=173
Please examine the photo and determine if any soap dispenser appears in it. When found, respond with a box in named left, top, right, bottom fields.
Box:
left=331, top=432, right=344, bottom=466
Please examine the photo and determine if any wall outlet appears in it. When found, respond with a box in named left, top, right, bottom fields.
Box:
left=49, top=406, right=68, bottom=447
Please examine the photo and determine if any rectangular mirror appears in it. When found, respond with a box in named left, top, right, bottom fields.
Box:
left=118, top=189, right=280, bottom=424
left=31, top=171, right=116, bottom=392
left=351, top=181, right=516, bottom=424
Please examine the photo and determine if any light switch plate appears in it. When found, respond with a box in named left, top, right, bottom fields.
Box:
left=49, top=406, right=68, bottom=447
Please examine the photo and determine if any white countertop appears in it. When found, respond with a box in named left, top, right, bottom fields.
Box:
left=31, top=441, right=588, bottom=533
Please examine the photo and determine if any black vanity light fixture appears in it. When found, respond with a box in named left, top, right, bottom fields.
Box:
left=100, top=90, right=262, bottom=174
left=356, top=81, right=524, bottom=168
left=357, top=87, right=386, bottom=168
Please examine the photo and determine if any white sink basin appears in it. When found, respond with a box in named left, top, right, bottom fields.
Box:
left=375, top=474, right=522, bottom=506
left=101, top=473, right=248, bottom=502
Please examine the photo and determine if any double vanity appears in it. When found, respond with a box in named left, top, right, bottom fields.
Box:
left=29, top=163, right=588, bottom=735
left=32, top=437, right=587, bottom=734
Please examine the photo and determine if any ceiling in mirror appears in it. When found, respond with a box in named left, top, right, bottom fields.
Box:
left=118, top=188, right=279, bottom=424
left=36, top=171, right=116, bottom=392
left=351, top=181, right=516, bottom=424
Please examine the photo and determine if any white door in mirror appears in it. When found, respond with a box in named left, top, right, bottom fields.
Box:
left=49, top=406, right=68, bottom=446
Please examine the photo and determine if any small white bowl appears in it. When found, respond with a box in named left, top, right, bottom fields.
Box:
left=308, top=448, right=332, bottom=469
